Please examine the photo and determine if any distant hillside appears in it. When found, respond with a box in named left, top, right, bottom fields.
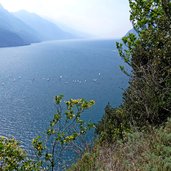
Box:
left=0, top=28, right=26, bottom=47
left=0, top=5, right=78, bottom=47
left=53, top=21, right=91, bottom=38
left=14, top=10, right=75, bottom=41
left=0, top=5, right=40, bottom=47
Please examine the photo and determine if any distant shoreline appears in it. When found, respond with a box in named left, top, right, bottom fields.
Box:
left=0, top=38, right=121, bottom=49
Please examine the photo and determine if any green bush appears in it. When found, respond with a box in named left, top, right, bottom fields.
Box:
left=68, top=148, right=100, bottom=171
left=0, top=136, right=40, bottom=171
left=0, top=136, right=26, bottom=170
left=114, top=0, right=171, bottom=131
left=96, top=104, right=130, bottom=142
left=96, top=0, right=171, bottom=148
left=116, top=0, right=171, bottom=127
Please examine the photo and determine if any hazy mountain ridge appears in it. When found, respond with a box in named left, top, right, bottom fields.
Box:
left=0, top=6, right=41, bottom=47
left=0, top=5, right=76, bottom=47
left=0, top=28, right=26, bottom=47
left=14, top=10, right=75, bottom=41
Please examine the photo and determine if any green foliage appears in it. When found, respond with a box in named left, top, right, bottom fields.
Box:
left=0, top=136, right=26, bottom=170
left=32, top=95, right=95, bottom=171
left=117, top=0, right=171, bottom=127
left=96, top=104, right=130, bottom=142
left=96, top=0, right=171, bottom=146
left=0, top=136, right=40, bottom=171
left=68, top=147, right=100, bottom=171
left=70, top=1, right=171, bottom=169
left=71, top=118, right=171, bottom=171
left=0, top=95, right=95, bottom=171
left=71, top=1, right=171, bottom=169
left=121, top=118, right=171, bottom=171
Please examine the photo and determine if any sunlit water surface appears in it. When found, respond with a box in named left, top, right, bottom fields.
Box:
left=0, top=39, right=129, bottom=153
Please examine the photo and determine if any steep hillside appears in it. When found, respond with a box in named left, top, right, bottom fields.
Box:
left=0, top=28, right=26, bottom=47
left=0, top=5, right=40, bottom=47
left=14, top=10, right=74, bottom=41
left=0, top=5, right=78, bottom=47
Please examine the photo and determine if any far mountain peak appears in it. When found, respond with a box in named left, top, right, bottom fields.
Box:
left=14, top=10, right=75, bottom=41
left=0, top=4, right=79, bottom=47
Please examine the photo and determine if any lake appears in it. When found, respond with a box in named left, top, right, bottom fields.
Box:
left=0, top=39, right=129, bottom=152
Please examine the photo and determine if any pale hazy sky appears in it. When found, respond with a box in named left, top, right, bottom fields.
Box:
left=0, top=0, right=132, bottom=38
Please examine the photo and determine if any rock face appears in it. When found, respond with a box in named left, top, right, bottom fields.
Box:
left=0, top=5, right=74, bottom=47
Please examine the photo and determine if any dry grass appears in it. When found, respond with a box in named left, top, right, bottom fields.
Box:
left=69, top=119, right=171, bottom=171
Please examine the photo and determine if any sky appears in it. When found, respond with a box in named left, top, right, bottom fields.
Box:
left=0, top=0, right=132, bottom=38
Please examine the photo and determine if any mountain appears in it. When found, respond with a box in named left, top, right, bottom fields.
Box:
left=51, top=21, right=91, bottom=38
left=0, top=28, right=25, bottom=47
left=0, top=5, right=40, bottom=47
left=0, top=5, right=77, bottom=47
left=14, top=10, right=75, bottom=41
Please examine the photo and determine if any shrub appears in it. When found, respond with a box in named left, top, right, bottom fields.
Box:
left=116, top=0, right=171, bottom=126
left=0, top=136, right=39, bottom=171
left=71, top=118, right=171, bottom=171
left=96, top=104, right=130, bottom=142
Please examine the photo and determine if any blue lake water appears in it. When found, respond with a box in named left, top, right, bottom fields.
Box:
left=0, top=39, right=129, bottom=151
